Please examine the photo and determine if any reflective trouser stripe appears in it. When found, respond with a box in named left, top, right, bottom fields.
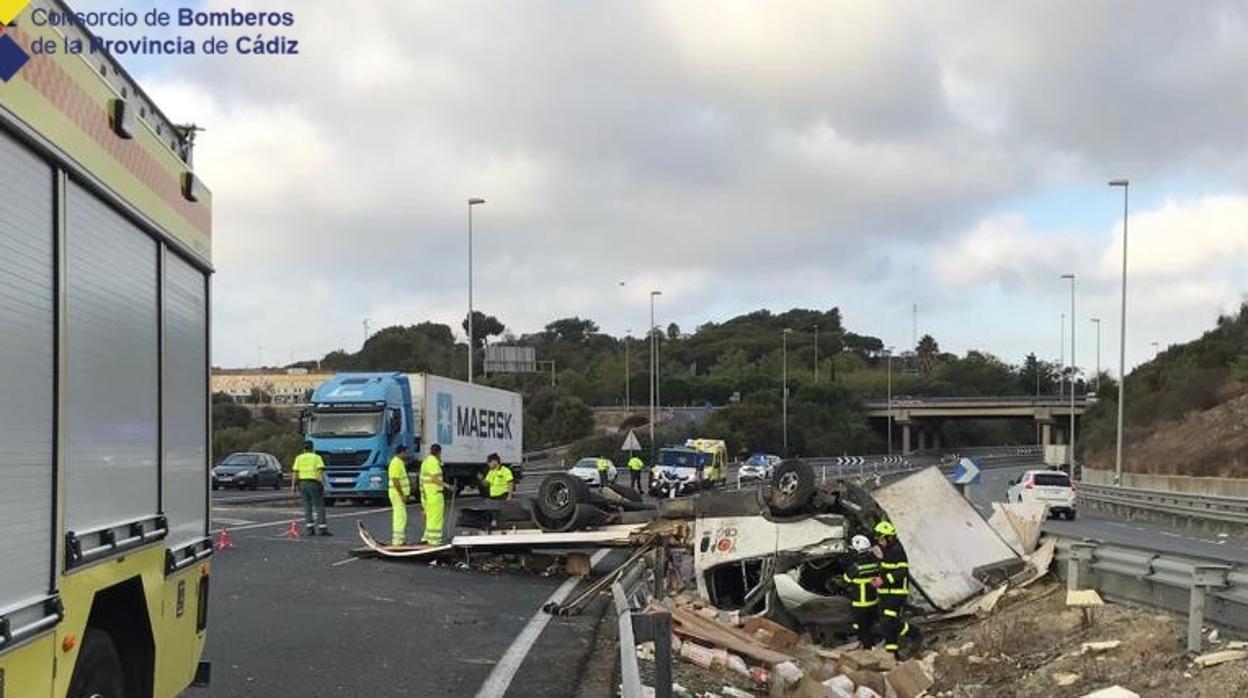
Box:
left=882, top=609, right=899, bottom=617
left=851, top=601, right=877, bottom=608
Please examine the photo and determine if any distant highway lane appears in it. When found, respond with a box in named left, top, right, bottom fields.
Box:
left=969, top=463, right=1248, bottom=564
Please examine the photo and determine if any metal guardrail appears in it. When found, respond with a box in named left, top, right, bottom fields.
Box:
left=862, top=395, right=1092, bottom=407
left=613, top=579, right=672, bottom=698
left=1053, top=537, right=1248, bottom=649
left=1078, top=483, right=1248, bottom=526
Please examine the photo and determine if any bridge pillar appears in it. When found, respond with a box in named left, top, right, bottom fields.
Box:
left=932, top=431, right=941, bottom=451
left=902, top=424, right=912, bottom=455
left=917, top=428, right=928, bottom=452
left=1054, top=427, right=1065, bottom=445
left=1041, top=422, right=1052, bottom=446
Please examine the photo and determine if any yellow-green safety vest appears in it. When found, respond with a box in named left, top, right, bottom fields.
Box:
left=420, top=455, right=444, bottom=499
left=292, top=452, right=324, bottom=481
left=627, top=457, right=644, bottom=471
left=483, top=466, right=514, bottom=497
left=388, top=455, right=411, bottom=496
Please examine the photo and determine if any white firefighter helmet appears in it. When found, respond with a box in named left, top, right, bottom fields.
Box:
left=850, top=534, right=872, bottom=552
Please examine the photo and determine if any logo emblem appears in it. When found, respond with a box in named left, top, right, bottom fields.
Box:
left=0, top=1, right=32, bottom=83
left=436, top=392, right=454, bottom=445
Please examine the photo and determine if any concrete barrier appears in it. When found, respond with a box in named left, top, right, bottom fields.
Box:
left=1082, top=467, right=1248, bottom=499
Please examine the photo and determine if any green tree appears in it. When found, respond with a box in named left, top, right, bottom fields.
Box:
left=462, top=311, right=506, bottom=350
left=544, top=317, right=599, bottom=343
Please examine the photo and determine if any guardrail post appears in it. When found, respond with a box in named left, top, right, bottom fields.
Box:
left=633, top=611, right=672, bottom=698
left=653, top=545, right=667, bottom=602
left=1188, top=565, right=1231, bottom=653
left=1066, top=542, right=1097, bottom=592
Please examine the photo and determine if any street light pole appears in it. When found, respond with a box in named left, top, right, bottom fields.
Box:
left=1059, top=313, right=1065, bottom=399
left=1090, top=318, right=1101, bottom=393
left=813, top=324, right=819, bottom=383
left=624, top=329, right=631, bottom=411
left=1109, top=178, right=1129, bottom=486
left=783, top=328, right=792, bottom=456
left=466, top=197, right=486, bottom=384
left=886, top=347, right=894, bottom=456
left=649, top=290, right=662, bottom=458
left=1062, top=273, right=1076, bottom=473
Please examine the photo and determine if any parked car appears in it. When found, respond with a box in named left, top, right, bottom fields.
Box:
left=567, top=457, right=617, bottom=487
left=213, top=452, right=284, bottom=490
left=1007, top=469, right=1077, bottom=519
left=739, top=453, right=782, bottom=482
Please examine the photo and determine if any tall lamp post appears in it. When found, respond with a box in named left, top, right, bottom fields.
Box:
left=1062, top=273, right=1076, bottom=473
left=1089, top=318, right=1101, bottom=394
left=624, top=329, right=632, bottom=411
left=1059, top=313, right=1065, bottom=399
left=813, top=324, right=819, bottom=383
left=649, top=290, right=662, bottom=458
left=1109, top=178, right=1129, bottom=486
left=466, top=197, right=486, bottom=383
left=782, top=328, right=792, bottom=456
left=885, top=347, right=894, bottom=456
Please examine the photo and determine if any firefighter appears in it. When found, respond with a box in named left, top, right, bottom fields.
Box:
left=873, top=520, right=920, bottom=656
left=627, top=454, right=645, bottom=491
left=420, top=444, right=451, bottom=545
left=842, top=534, right=880, bottom=648
left=291, top=441, right=330, bottom=536
left=481, top=453, right=514, bottom=500
left=596, top=456, right=611, bottom=488
left=387, top=444, right=412, bottom=545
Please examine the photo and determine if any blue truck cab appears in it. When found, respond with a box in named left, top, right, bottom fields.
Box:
left=304, top=372, right=415, bottom=504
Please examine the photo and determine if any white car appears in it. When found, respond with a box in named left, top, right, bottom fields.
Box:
left=739, top=454, right=781, bottom=482
left=1007, top=469, right=1077, bottom=520
left=568, top=457, right=617, bottom=487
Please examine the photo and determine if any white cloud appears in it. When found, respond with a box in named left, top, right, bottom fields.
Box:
left=73, top=0, right=1248, bottom=368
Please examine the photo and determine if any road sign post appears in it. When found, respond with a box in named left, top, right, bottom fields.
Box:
left=952, top=457, right=982, bottom=498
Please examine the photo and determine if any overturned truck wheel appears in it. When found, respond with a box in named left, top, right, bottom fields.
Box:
left=766, top=460, right=816, bottom=516
left=537, top=473, right=589, bottom=520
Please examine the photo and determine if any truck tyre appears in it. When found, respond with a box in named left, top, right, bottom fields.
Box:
left=766, top=461, right=815, bottom=516
left=67, top=629, right=125, bottom=698
left=538, top=473, right=588, bottom=520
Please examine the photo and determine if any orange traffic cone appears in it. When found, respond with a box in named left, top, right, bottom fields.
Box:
left=282, top=520, right=302, bottom=538
left=215, top=527, right=236, bottom=550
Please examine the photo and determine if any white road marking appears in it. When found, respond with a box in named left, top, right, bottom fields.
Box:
left=331, top=557, right=362, bottom=567
left=474, top=548, right=610, bottom=698
left=213, top=516, right=257, bottom=526
left=212, top=507, right=390, bottom=533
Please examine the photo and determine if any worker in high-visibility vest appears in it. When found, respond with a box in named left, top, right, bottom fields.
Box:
left=387, top=444, right=412, bottom=546
left=420, top=444, right=451, bottom=545
left=843, top=534, right=880, bottom=648
left=627, top=454, right=645, bottom=491
left=596, top=456, right=612, bottom=488
left=872, top=520, right=920, bottom=656
left=481, top=453, right=514, bottom=500
left=291, top=441, right=330, bottom=536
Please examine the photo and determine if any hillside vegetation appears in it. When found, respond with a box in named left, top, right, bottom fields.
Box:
left=285, top=306, right=1075, bottom=457
left=1081, top=303, right=1248, bottom=477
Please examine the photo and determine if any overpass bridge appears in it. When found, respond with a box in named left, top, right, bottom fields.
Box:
left=862, top=395, right=1093, bottom=454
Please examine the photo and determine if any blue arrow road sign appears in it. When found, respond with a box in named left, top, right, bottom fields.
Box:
left=952, top=457, right=982, bottom=485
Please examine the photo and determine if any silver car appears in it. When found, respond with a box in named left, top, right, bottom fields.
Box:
left=567, top=457, right=617, bottom=487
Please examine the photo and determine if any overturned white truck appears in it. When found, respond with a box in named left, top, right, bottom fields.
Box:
left=690, top=464, right=1024, bottom=641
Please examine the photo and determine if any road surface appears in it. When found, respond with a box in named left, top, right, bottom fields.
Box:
left=968, top=463, right=1248, bottom=564
left=197, top=498, right=614, bottom=697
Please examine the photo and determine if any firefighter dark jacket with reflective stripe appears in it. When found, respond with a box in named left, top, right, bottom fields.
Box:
left=842, top=552, right=880, bottom=607
left=879, top=538, right=909, bottom=595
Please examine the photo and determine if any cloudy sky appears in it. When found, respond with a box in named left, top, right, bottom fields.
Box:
left=85, top=1, right=1248, bottom=373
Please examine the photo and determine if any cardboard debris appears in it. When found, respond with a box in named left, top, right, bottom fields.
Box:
left=1227, top=641, right=1247, bottom=650
left=742, top=617, right=800, bottom=651
left=773, top=661, right=804, bottom=687
left=884, top=659, right=934, bottom=698
left=670, top=606, right=795, bottom=667
left=1193, top=649, right=1248, bottom=667
left=1066, top=589, right=1105, bottom=608
left=1080, top=640, right=1121, bottom=654
left=1080, top=687, right=1140, bottom=698
left=845, top=669, right=887, bottom=697
left=1000, top=501, right=1047, bottom=554
left=721, top=688, right=754, bottom=698
left=1015, top=538, right=1056, bottom=588
left=1052, top=672, right=1081, bottom=686
left=987, top=505, right=1025, bottom=555
left=822, top=675, right=855, bottom=698
left=931, top=583, right=1009, bottom=621
left=838, top=648, right=896, bottom=672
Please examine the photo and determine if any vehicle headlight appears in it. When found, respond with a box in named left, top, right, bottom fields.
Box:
left=236, top=470, right=250, bottom=477
left=369, top=475, right=383, bottom=485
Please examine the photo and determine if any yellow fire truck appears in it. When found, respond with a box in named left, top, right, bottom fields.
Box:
left=0, top=1, right=213, bottom=696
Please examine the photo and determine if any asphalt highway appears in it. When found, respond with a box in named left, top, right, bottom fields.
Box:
left=195, top=498, right=616, bottom=698
left=968, top=463, right=1248, bottom=564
